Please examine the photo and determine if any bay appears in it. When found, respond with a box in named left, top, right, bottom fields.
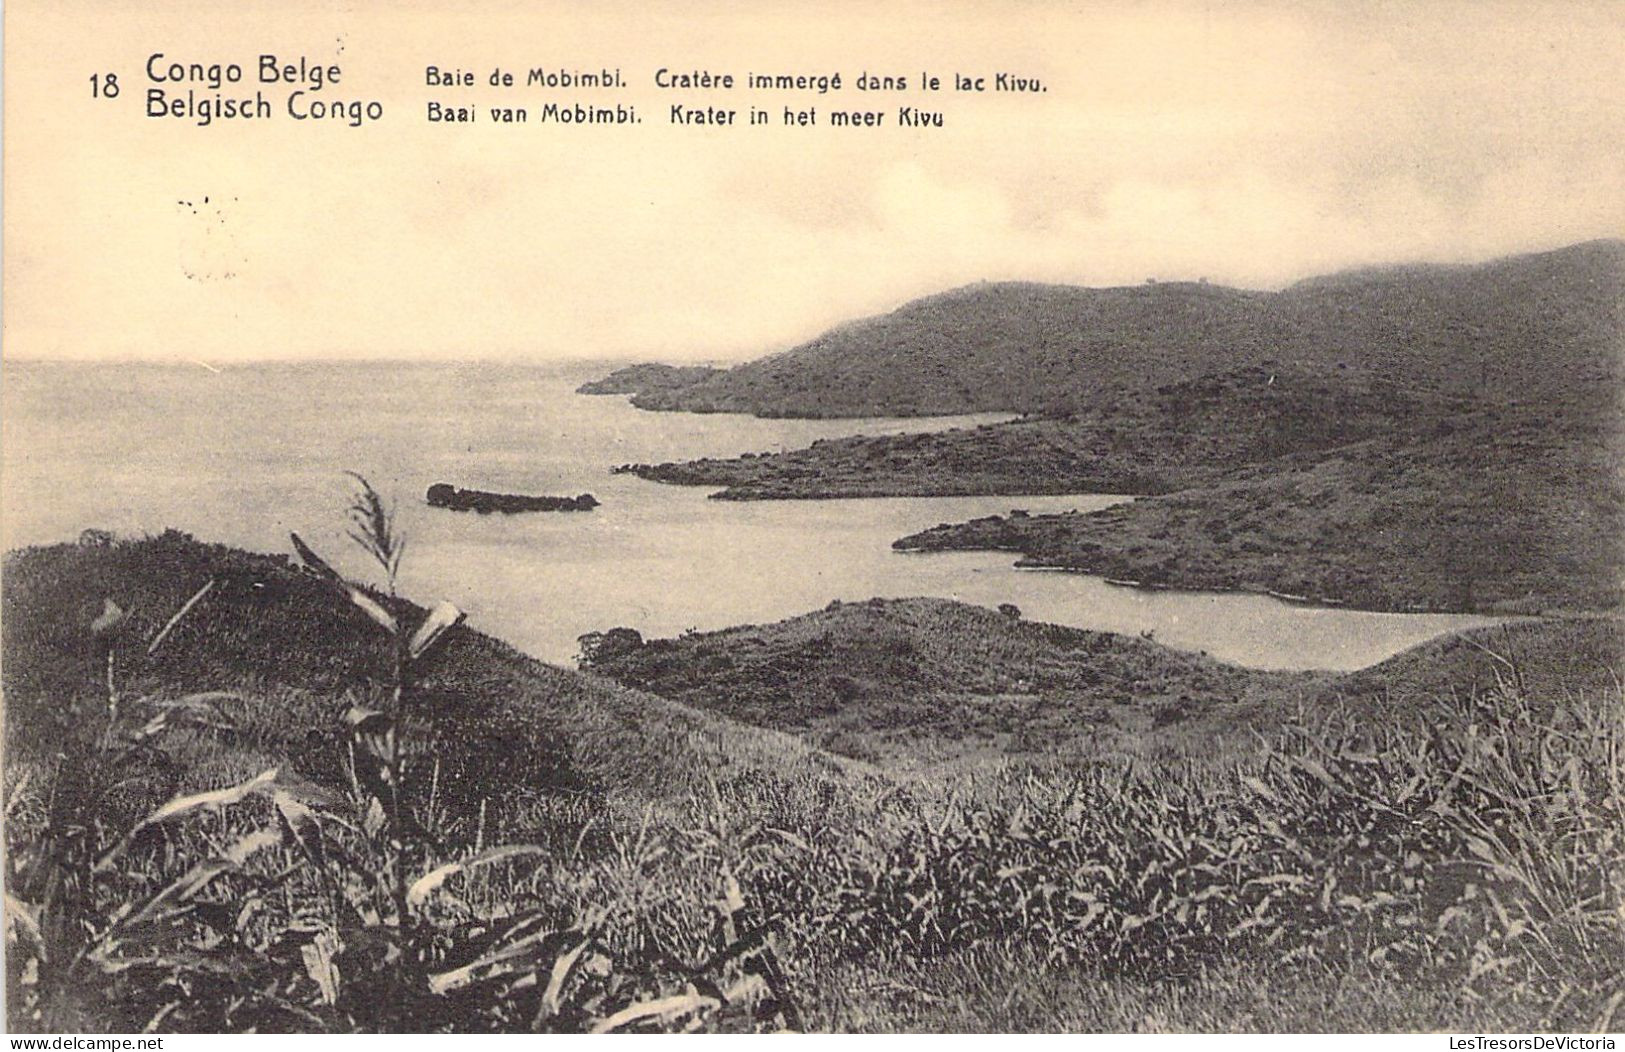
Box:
left=1, top=360, right=1498, bottom=670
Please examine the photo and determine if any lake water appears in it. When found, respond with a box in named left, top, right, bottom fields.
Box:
left=1, top=360, right=1498, bottom=671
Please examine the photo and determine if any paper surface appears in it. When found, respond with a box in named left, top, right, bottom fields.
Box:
left=7, top=1, right=1623, bottom=363
left=3, top=0, right=1622, bottom=1039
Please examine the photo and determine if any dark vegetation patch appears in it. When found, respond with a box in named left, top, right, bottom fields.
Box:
left=895, top=404, right=1623, bottom=614
left=580, top=597, right=1320, bottom=766
left=618, top=367, right=1459, bottom=499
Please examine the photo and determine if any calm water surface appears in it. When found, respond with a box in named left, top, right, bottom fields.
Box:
left=2, top=360, right=1498, bottom=670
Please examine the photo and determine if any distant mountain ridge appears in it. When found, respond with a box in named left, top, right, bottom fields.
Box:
left=576, top=362, right=723, bottom=396
left=585, top=239, right=1624, bottom=418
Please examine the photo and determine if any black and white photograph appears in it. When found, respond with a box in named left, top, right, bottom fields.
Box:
left=2, top=0, right=1622, bottom=1036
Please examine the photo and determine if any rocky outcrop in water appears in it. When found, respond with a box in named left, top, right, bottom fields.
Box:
left=427, top=483, right=600, bottom=514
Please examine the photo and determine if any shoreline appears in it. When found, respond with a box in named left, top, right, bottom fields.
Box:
left=1006, top=561, right=1525, bottom=618
left=3, top=527, right=1530, bottom=677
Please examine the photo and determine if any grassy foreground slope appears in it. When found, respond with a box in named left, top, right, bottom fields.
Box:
left=5, top=533, right=1623, bottom=1032
left=574, top=599, right=1625, bottom=1030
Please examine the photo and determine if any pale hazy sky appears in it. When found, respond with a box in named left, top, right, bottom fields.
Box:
left=5, top=0, right=1623, bottom=362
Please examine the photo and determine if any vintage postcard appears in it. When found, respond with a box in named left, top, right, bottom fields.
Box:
left=3, top=0, right=1622, bottom=1037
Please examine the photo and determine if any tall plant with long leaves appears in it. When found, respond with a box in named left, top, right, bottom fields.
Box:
left=289, top=474, right=467, bottom=1026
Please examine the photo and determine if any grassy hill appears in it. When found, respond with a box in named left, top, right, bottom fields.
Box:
left=894, top=403, right=1623, bottom=614
left=578, top=597, right=1323, bottom=768
left=601, top=280, right=1283, bottom=417
left=1277, top=240, right=1625, bottom=409
left=576, top=597, right=1622, bottom=767
left=617, top=366, right=1471, bottom=499
left=1316, top=614, right=1623, bottom=718
left=587, top=240, right=1623, bottom=418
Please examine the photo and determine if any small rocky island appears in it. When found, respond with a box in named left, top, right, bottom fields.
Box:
left=426, top=483, right=600, bottom=514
